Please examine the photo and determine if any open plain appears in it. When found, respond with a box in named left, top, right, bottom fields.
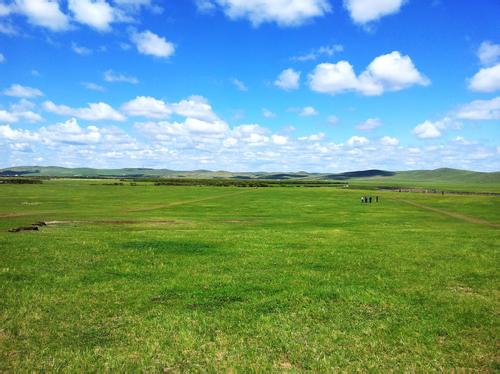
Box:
left=0, top=179, right=498, bottom=371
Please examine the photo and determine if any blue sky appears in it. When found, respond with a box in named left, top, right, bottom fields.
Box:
left=0, top=0, right=499, bottom=172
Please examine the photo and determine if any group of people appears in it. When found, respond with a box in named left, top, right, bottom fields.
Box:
left=361, top=196, right=379, bottom=204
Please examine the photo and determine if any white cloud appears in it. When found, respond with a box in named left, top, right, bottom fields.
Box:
left=274, top=68, right=300, bottom=91
left=380, top=136, right=399, bottom=146
left=299, top=106, right=318, bottom=116
left=412, top=120, right=442, bottom=139
left=232, top=78, right=248, bottom=91
left=309, top=51, right=429, bottom=96
left=42, top=118, right=102, bottom=144
left=122, top=95, right=219, bottom=122
left=0, top=124, right=40, bottom=142
left=15, top=0, right=70, bottom=31
left=136, top=117, right=229, bottom=139
left=455, top=97, right=500, bottom=120
left=0, top=110, right=18, bottom=123
left=298, top=132, right=325, bottom=141
left=291, top=44, right=343, bottom=62
left=122, top=96, right=171, bottom=118
left=232, top=124, right=270, bottom=145
left=271, top=134, right=288, bottom=145
left=68, top=0, right=115, bottom=31
left=171, top=95, right=219, bottom=122
left=357, top=118, right=381, bottom=131
left=358, top=51, right=430, bottom=94
left=347, top=135, right=369, bottom=146
left=309, top=61, right=358, bottom=95
left=3, top=84, right=43, bottom=98
left=82, top=82, right=105, bottom=91
left=478, top=41, right=500, bottom=66
left=0, top=53, right=5, bottom=63
left=103, top=70, right=138, bottom=84
left=199, top=0, right=331, bottom=27
left=71, top=42, right=92, bottom=55
left=262, top=108, right=276, bottom=118
left=344, top=0, right=406, bottom=24
left=1, top=99, right=43, bottom=123
left=468, top=63, right=500, bottom=93
left=131, top=30, right=175, bottom=58
left=43, top=101, right=126, bottom=121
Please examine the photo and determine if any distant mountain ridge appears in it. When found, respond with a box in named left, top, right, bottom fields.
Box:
left=1, top=166, right=499, bottom=184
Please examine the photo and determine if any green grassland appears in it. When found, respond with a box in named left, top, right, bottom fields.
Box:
left=2, top=166, right=500, bottom=193
left=0, top=180, right=499, bottom=371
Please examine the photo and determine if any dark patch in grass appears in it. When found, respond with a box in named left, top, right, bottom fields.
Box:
left=187, top=295, right=246, bottom=311
left=0, top=272, right=33, bottom=282
left=254, top=300, right=291, bottom=314
left=69, top=324, right=114, bottom=349
left=120, top=240, right=218, bottom=256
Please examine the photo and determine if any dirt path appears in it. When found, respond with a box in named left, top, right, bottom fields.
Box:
left=127, top=189, right=253, bottom=212
left=395, top=198, right=500, bottom=228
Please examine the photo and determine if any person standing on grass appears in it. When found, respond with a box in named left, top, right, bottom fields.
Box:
left=361, top=196, right=364, bottom=203
left=369, top=196, right=372, bottom=203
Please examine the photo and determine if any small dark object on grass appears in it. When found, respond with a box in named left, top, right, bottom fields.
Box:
left=32, top=221, right=47, bottom=227
left=8, top=226, right=39, bottom=233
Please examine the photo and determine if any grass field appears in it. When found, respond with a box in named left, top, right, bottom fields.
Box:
left=1, top=180, right=499, bottom=371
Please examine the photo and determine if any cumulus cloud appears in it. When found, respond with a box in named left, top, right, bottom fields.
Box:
left=299, top=106, right=318, bottom=116
left=103, top=70, right=138, bottom=84
left=43, top=100, right=126, bottom=121
left=309, top=51, right=429, bottom=96
left=122, top=96, right=171, bottom=118
left=412, top=120, right=445, bottom=139
left=0, top=99, right=43, bottom=123
left=122, top=95, right=219, bottom=122
left=298, top=132, right=325, bottom=141
left=198, top=0, right=331, bottom=27
left=3, top=84, right=43, bottom=98
left=136, top=117, right=229, bottom=141
left=468, top=64, right=500, bottom=93
left=131, top=30, right=175, bottom=58
left=274, top=68, right=301, bottom=91
left=0, top=110, right=18, bottom=123
left=272, top=134, right=288, bottom=145
left=380, top=135, right=399, bottom=146
left=15, top=0, right=70, bottom=31
left=347, top=135, right=369, bottom=146
left=1, top=101, right=498, bottom=172
left=0, top=124, right=40, bottom=142
left=68, top=0, right=115, bottom=31
left=478, top=41, right=500, bottom=66
left=344, top=0, right=406, bottom=25
left=171, top=96, right=219, bottom=122
left=455, top=97, right=500, bottom=120
left=356, top=118, right=381, bottom=131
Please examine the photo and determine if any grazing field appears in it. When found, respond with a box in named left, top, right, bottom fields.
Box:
left=0, top=180, right=499, bottom=371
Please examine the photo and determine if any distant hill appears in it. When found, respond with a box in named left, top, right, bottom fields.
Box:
left=1, top=166, right=499, bottom=185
